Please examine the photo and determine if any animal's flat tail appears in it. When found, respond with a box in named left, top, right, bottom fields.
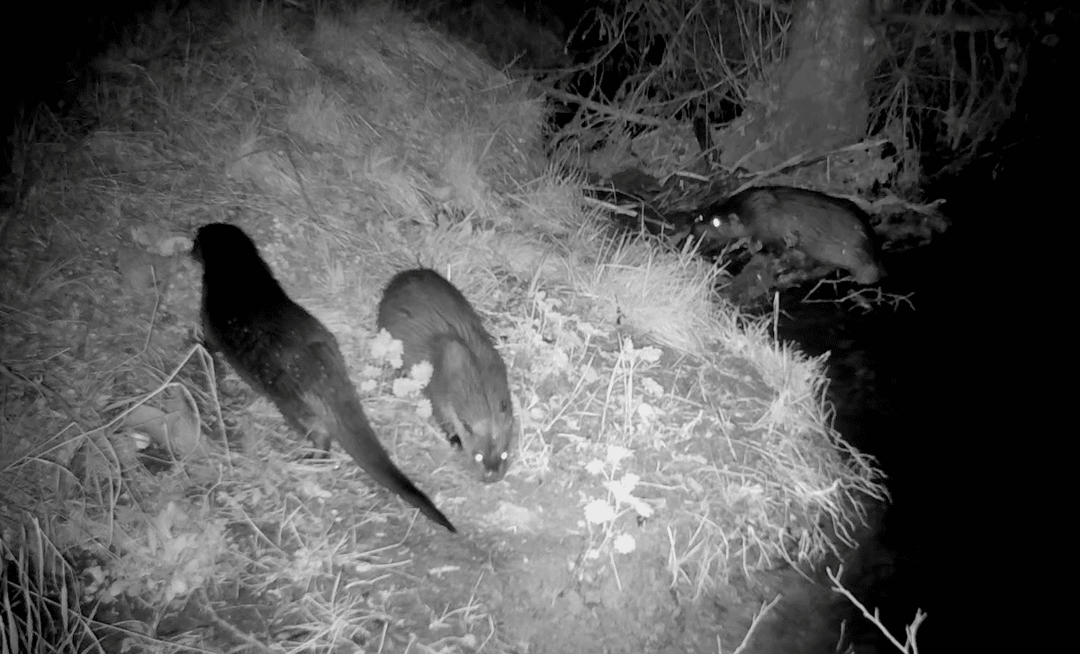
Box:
left=318, top=389, right=456, bottom=533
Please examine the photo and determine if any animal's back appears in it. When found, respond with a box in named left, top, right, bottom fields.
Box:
left=377, top=269, right=495, bottom=367
left=195, top=225, right=318, bottom=399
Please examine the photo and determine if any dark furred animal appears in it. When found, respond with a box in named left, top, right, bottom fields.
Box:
left=192, top=223, right=455, bottom=532
left=692, top=186, right=884, bottom=284
left=376, top=269, right=514, bottom=483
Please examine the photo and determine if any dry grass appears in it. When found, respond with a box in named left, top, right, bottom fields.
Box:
left=1, top=522, right=103, bottom=654
left=0, top=1, right=885, bottom=651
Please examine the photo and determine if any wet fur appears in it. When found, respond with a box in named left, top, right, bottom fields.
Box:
left=376, top=269, right=514, bottom=483
left=192, top=223, right=455, bottom=532
left=694, top=186, right=883, bottom=284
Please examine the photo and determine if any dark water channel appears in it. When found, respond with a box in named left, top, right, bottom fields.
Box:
left=773, top=153, right=1047, bottom=652
left=774, top=17, right=1077, bottom=647
left=773, top=235, right=968, bottom=652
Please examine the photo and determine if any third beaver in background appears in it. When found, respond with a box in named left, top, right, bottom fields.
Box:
left=377, top=268, right=515, bottom=483
left=692, top=186, right=885, bottom=285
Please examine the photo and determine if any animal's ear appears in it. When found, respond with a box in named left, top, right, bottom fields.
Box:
left=437, top=400, right=467, bottom=440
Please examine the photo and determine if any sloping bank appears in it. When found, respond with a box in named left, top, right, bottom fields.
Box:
left=0, top=3, right=885, bottom=652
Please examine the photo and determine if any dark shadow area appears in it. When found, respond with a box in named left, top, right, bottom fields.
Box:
left=0, top=0, right=162, bottom=206
left=776, top=7, right=1074, bottom=649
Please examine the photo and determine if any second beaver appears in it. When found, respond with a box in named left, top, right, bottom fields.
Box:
left=376, top=269, right=515, bottom=483
left=693, top=185, right=884, bottom=285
